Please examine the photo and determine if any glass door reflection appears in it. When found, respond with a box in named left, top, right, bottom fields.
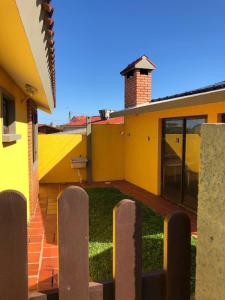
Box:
left=162, top=119, right=184, bottom=204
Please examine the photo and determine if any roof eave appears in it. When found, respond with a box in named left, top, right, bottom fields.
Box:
left=111, top=88, right=225, bottom=117
left=16, top=0, right=56, bottom=112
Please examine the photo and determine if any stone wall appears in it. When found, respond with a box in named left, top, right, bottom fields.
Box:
left=196, top=123, right=225, bottom=300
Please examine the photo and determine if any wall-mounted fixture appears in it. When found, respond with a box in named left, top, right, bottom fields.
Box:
left=25, top=84, right=38, bottom=96
left=71, top=157, right=88, bottom=183
left=71, top=157, right=88, bottom=169
left=21, top=84, right=38, bottom=103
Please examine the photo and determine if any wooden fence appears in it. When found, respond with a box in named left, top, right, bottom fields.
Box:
left=0, top=187, right=191, bottom=300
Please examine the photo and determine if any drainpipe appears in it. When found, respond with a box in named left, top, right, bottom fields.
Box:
left=86, top=117, right=92, bottom=184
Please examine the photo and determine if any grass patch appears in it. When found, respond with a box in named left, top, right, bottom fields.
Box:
left=87, top=187, right=196, bottom=293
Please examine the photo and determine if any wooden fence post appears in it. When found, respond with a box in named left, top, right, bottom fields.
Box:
left=142, top=271, right=166, bottom=300
left=163, top=211, right=191, bottom=300
left=58, top=186, right=89, bottom=300
left=113, top=199, right=142, bottom=300
left=0, top=190, right=28, bottom=300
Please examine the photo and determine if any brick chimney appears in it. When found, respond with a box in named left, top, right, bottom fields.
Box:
left=120, top=55, right=156, bottom=108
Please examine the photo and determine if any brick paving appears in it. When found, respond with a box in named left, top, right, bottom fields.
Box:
left=28, top=180, right=197, bottom=291
left=28, top=204, right=45, bottom=291
left=112, top=181, right=197, bottom=234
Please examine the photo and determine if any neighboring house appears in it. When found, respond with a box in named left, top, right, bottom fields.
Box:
left=0, top=0, right=56, bottom=219
left=62, top=116, right=101, bottom=134
left=111, top=55, right=225, bottom=211
left=61, top=113, right=124, bottom=134
left=38, top=124, right=61, bottom=134
left=93, top=116, right=124, bottom=125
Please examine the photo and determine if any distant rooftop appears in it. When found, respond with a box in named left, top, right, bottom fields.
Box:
left=64, top=115, right=124, bottom=127
left=64, top=116, right=101, bottom=127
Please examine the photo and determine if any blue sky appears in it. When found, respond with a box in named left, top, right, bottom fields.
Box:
left=39, top=0, right=225, bottom=124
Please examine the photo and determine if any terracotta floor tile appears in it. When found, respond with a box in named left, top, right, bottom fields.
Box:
left=29, top=222, right=43, bottom=229
left=39, top=270, right=53, bottom=281
left=44, top=233, right=56, bottom=243
left=43, top=240, right=57, bottom=248
left=28, top=277, right=38, bottom=291
left=43, top=247, right=58, bottom=258
left=33, top=216, right=42, bottom=220
left=28, top=243, right=42, bottom=253
left=41, top=257, right=58, bottom=269
left=29, top=235, right=43, bottom=243
left=28, top=252, right=40, bottom=264
left=28, top=228, right=44, bottom=235
left=28, top=263, right=39, bottom=276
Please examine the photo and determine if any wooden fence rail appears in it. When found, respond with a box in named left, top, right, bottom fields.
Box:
left=0, top=187, right=191, bottom=300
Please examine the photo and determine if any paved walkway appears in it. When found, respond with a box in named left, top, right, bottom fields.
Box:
left=28, top=180, right=197, bottom=291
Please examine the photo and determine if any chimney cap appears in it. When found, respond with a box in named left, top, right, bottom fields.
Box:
left=120, top=55, right=156, bottom=76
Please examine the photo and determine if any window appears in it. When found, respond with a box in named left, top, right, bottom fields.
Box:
left=32, top=109, right=38, bottom=162
left=2, top=95, right=15, bottom=134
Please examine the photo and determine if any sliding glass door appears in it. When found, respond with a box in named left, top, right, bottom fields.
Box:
left=161, top=116, right=206, bottom=211
left=161, top=119, right=183, bottom=204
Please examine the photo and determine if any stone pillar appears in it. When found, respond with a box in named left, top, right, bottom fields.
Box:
left=196, top=124, right=225, bottom=300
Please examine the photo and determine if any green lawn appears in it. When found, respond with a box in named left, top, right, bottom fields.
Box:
left=87, top=187, right=196, bottom=293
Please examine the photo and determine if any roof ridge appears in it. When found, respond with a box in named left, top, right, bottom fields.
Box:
left=120, top=55, right=156, bottom=75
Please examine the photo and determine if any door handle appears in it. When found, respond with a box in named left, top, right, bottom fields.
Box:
left=176, top=138, right=180, bottom=143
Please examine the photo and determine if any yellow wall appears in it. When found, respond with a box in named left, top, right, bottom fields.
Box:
left=38, top=100, right=225, bottom=196
left=39, top=124, right=124, bottom=183
left=124, top=101, right=225, bottom=195
left=92, top=124, right=124, bottom=181
left=39, top=134, right=87, bottom=183
left=0, top=67, right=30, bottom=217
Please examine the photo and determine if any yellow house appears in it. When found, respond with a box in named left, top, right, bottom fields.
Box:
left=0, top=0, right=56, bottom=220
left=111, top=55, right=225, bottom=211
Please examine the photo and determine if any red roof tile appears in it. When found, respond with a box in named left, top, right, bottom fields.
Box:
left=64, top=116, right=101, bottom=127
left=94, top=117, right=124, bottom=124
left=41, top=0, right=56, bottom=106
left=64, top=116, right=124, bottom=126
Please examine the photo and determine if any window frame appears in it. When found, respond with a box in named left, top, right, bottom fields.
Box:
left=31, top=107, right=38, bottom=163
left=1, top=88, right=21, bottom=143
left=1, top=92, right=15, bottom=134
left=219, top=113, right=225, bottom=123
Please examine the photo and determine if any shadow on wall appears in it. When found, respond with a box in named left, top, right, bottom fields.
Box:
left=39, top=124, right=125, bottom=184
left=41, top=146, right=87, bottom=183
left=38, top=134, right=87, bottom=183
